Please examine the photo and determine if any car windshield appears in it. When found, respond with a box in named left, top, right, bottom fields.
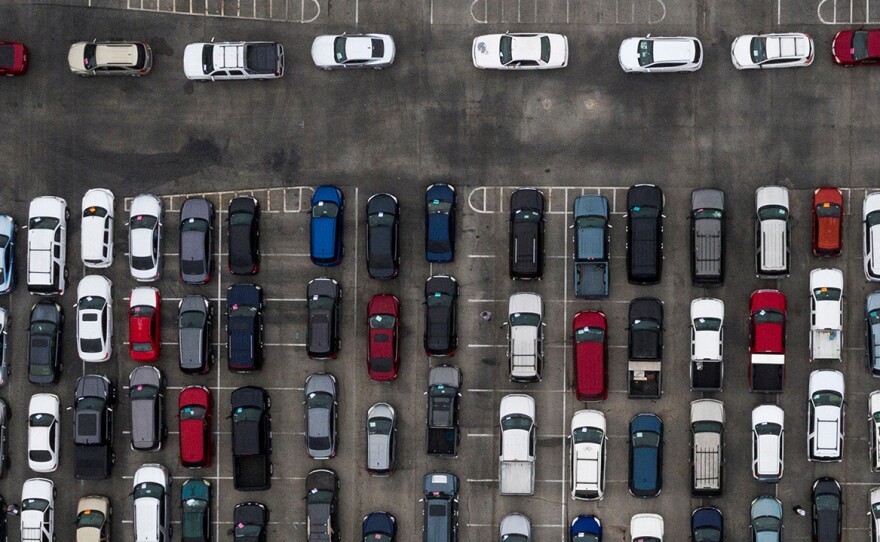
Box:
left=758, top=204, right=788, bottom=221
left=181, top=218, right=208, bottom=232
left=80, top=338, right=104, bottom=353
left=509, top=312, right=541, bottom=327
left=308, top=488, right=335, bottom=505
left=630, top=206, right=659, bottom=218
left=630, top=319, right=659, bottom=331
left=83, top=206, right=108, bottom=218
left=333, top=36, right=348, bottom=62
left=631, top=430, right=660, bottom=447
left=513, top=209, right=540, bottom=223
left=753, top=308, right=784, bottom=325
left=571, top=535, right=599, bottom=542
left=575, top=327, right=604, bottom=343
left=313, top=201, right=339, bottom=218
left=693, top=527, right=722, bottom=542
left=28, top=216, right=59, bottom=230
left=572, top=426, right=603, bottom=445
left=368, top=417, right=393, bottom=435
left=31, top=322, right=56, bottom=335
left=236, top=524, right=263, bottom=536
left=815, top=494, right=839, bottom=511
left=426, top=292, right=453, bottom=307
left=370, top=315, right=395, bottom=329
left=576, top=216, right=605, bottom=228
left=869, top=211, right=880, bottom=227
left=181, top=405, right=207, bottom=421
left=29, top=413, right=55, bottom=427
left=813, top=287, right=841, bottom=302
left=750, top=37, right=768, bottom=63
left=693, top=317, right=721, bottom=332
left=133, top=482, right=164, bottom=500
left=499, top=35, right=513, bottom=65
left=132, top=305, right=155, bottom=318
left=229, top=305, right=257, bottom=317
left=129, top=385, right=157, bottom=400
left=753, top=516, right=780, bottom=532
left=637, top=39, right=654, bottom=66
left=77, top=510, right=105, bottom=527
left=427, top=199, right=452, bottom=214
left=130, top=215, right=157, bottom=230
left=812, top=391, right=843, bottom=408
left=229, top=211, right=253, bottom=226
left=368, top=212, right=395, bottom=227
left=854, top=31, right=869, bottom=60
left=201, top=44, right=213, bottom=73
left=540, top=36, right=551, bottom=62
left=816, top=203, right=841, bottom=218
left=233, top=406, right=262, bottom=423
left=501, top=414, right=532, bottom=431
left=754, top=422, right=781, bottom=436
left=308, top=392, right=334, bottom=409
left=22, top=499, right=48, bottom=512
left=179, top=310, right=205, bottom=328
left=309, top=295, right=336, bottom=310
left=692, top=421, right=723, bottom=435
left=873, top=502, right=880, bottom=516
left=0, top=234, right=8, bottom=248
left=693, top=208, right=722, bottom=220
left=132, top=341, right=155, bottom=353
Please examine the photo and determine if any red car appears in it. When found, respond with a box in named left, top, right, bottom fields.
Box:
left=833, top=29, right=880, bottom=65
left=129, top=287, right=161, bottom=362
left=0, top=42, right=28, bottom=76
left=179, top=385, right=213, bottom=468
left=749, top=289, right=786, bottom=389
left=367, top=294, right=400, bottom=381
left=812, top=187, right=843, bottom=257
left=572, top=310, right=607, bottom=401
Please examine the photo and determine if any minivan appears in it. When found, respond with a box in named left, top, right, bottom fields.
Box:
left=755, top=186, right=790, bottom=278
left=366, top=403, right=396, bottom=476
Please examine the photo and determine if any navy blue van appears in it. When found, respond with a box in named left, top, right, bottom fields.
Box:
left=628, top=413, right=663, bottom=498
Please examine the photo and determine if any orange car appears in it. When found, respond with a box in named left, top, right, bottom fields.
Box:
left=812, top=187, right=843, bottom=257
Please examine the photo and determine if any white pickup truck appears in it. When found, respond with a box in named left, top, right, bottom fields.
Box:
left=809, top=268, right=843, bottom=362
left=506, top=293, right=544, bottom=382
left=499, top=394, right=536, bottom=496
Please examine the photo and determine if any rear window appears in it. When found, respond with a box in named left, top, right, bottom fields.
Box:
left=428, top=504, right=448, bottom=517
left=540, top=36, right=551, bottom=62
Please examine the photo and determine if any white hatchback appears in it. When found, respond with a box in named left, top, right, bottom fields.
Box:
left=630, top=514, right=664, bottom=541
left=570, top=409, right=606, bottom=501
left=751, top=404, right=784, bottom=482
left=28, top=394, right=60, bottom=473
left=731, top=32, right=814, bottom=69
left=76, top=275, right=113, bottom=362
left=864, top=192, right=880, bottom=281
left=311, top=33, right=395, bottom=69
left=81, top=188, right=114, bottom=268
left=618, top=36, right=703, bottom=72
left=129, top=194, right=163, bottom=282
left=472, top=33, right=568, bottom=70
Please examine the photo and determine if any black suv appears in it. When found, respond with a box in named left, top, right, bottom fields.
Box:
left=306, top=469, right=340, bottom=542
left=424, top=275, right=458, bottom=356
left=626, top=184, right=664, bottom=284
left=28, top=300, right=63, bottom=385
left=73, top=374, right=115, bottom=480
left=509, top=188, right=544, bottom=280
left=227, top=284, right=264, bottom=372
left=231, top=386, right=272, bottom=491
left=307, top=278, right=341, bottom=360
left=366, top=193, right=400, bottom=280
left=628, top=298, right=663, bottom=361
left=228, top=195, right=261, bottom=275
left=178, top=295, right=213, bottom=375
left=233, top=502, right=268, bottom=542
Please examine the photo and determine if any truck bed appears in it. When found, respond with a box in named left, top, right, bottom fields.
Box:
left=692, top=445, right=722, bottom=497
left=427, top=427, right=459, bottom=457
left=628, top=361, right=661, bottom=398
left=573, top=261, right=609, bottom=298
left=751, top=356, right=784, bottom=392
left=691, top=360, right=722, bottom=391
left=810, top=330, right=842, bottom=361
left=499, top=460, right=535, bottom=495
left=234, top=455, right=271, bottom=491
left=74, top=444, right=113, bottom=480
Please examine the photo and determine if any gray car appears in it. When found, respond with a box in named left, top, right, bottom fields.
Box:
left=178, top=295, right=213, bottom=374
left=500, top=513, right=531, bottom=541
left=179, top=197, right=214, bottom=285
left=305, top=373, right=338, bottom=459
left=307, top=278, right=341, bottom=360
left=691, top=188, right=725, bottom=287
left=366, top=403, right=396, bottom=476
left=0, top=308, right=9, bottom=385
left=129, top=366, right=165, bottom=452
left=867, top=291, right=880, bottom=377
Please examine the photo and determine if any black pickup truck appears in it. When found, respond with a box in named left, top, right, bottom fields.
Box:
left=426, top=366, right=461, bottom=457
left=627, top=298, right=663, bottom=399
left=626, top=184, right=663, bottom=285
left=231, top=386, right=272, bottom=491
left=73, top=375, right=114, bottom=480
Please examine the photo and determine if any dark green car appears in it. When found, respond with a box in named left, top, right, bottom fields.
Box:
left=181, top=478, right=211, bottom=542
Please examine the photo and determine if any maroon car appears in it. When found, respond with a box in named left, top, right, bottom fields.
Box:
left=572, top=310, right=608, bottom=401
left=0, top=42, right=27, bottom=76
left=833, top=29, right=880, bottom=65
left=367, top=294, right=400, bottom=381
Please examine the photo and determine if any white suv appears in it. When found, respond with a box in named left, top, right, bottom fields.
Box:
left=26, top=196, right=68, bottom=295
left=808, top=369, right=845, bottom=462
left=751, top=404, right=784, bottom=482
left=20, top=478, right=54, bottom=542
left=864, top=192, right=880, bottom=281
left=133, top=463, right=171, bottom=542
left=570, top=409, right=606, bottom=501
left=76, top=275, right=113, bottom=362
left=506, top=293, right=544, bottom=382
left=27, top=394, right=60, bottom=473
left=81, top=188, right=114, bottom=268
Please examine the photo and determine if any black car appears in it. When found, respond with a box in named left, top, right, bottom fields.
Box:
left=363, top=512, right=396, bottom=541
left=179, top=295, right=213, bottom=375
left=626, top=184, right=664, bottom=284
left=424, top=275, right=458, bottom=356
left=812, top=477, right=842, bottom=542
left=306, top=468, right=340, bottom=542
left=691, top=506, right=723, bottom=542
left=307, top=278, right=341, bottom=360
left=690, top=188, right=725, bottom=287
left=226, top=284, right=264, bottom=372
left=628, top=297, right=663, bottom=361
left=28, top=300, right=63, bottom=385
left=73, top=374, right=115, bottom=480
left=179, top=197, right=215, bottom=285
left=181, top=478, right=212, bottom=542
left=366, top=193, right=399, bottom=280
left=231, top=386, right=272, bottom=492
left=509, top=188, right=545, bottom=280
left=228, top=195, right=261, bottom=275
left=233, top=502, right=268, bottom=542
left=425, top=183, right=456, bottom=263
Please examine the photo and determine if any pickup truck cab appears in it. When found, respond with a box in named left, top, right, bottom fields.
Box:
left=755, top=186, right=790, bottom=278
left=572, top=195, right=610, bottom=298
left=626, top=184, right=663, bottom=284
left=690, top=298, right=724, bottom=391
left=423, top=472, right=459, bottom=542
left=183, top=41, right=284, bottom=80
left=572, top=311, right=607, bottom=401
left=749, top=289, right=786, bottom=393
left=506, top=293, right=544, bottom=382
left=690, top=188, right=725, bottom=285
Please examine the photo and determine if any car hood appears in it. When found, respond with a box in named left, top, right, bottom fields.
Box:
left=693, top=330, right=722, bottom=360
left=311, top=35, right=337, bottom=65
left=183, top=43, right=206, bottom=77
left=501, top=429, right=531, bottom=460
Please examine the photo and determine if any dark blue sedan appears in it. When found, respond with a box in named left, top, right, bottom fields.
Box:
left=692, top=506, right=723, bottom=541
left=570, top=515, right=601, bottom=541
left=628, top=413, right=663, bottom=498
left=425, top=183, right=456, bottom=262
left=362, top=511, right=395, bottom=541
left=310, top=185, right=344, bottom=267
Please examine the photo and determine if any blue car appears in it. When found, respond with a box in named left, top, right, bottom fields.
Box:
left=310, top=185, right=344, bottom=266
left=0, top=215, right=15, bottom=294
left=570, top=515, right=601, bottom=540
left=363, top=511, right=396, bottom=541
left=692, top=507, right=723, bottom=541
left=628, top=413, right=663, bottom=498
left=425, top=183, right=456, bottom=262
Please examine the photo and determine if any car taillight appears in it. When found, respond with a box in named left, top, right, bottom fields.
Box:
left=140, top=67, right=148, bottom=73
left=252, top=264, right=258, bottom=273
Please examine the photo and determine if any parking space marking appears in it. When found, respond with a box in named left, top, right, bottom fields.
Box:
left=468, top=186, right=628, bottom=214
left=214, top=203, right=223, bottom=542
left=465, top=0, right=666, bottom=24
left=123, top=186, right=315, bottom=213
left=104, top=0, right=325, bottom=24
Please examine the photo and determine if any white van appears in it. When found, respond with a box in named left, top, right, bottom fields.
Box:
left=26, top=197, right=68, bottom=296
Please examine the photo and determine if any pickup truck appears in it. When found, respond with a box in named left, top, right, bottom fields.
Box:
left=426, top=366, right=461, bottom=457
left=231, top=386, right=272, bottom=491
left=627, top=298, right=663, bottom=398
left=423, top=472, right=459, bottom=542
left=690, top=298, right=724, bottom=392
left=690, top=399, right=724, bottom=497
left=749, top=290, right=786, bottom=393
left=498, top=394, right=536, bottom=496
left=810, top=268, right=843, bottom=362
left=73, top=375, right=114, bottom=480
left=572, top=195, right=610, bottom=298
left=506, top=293, right=544, bottom=382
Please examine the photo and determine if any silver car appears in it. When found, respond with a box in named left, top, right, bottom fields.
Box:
left=305, top=373, right=338, bottom=459
left=366, top=403, right=396, bottom=476
left=67, top=40, right=153, bottom=76
left=501, top=513, right=531, bottom=541
left=129, top=366, right=165, bottom=452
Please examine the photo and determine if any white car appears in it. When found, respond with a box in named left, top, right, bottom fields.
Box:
left=731, top=32, right=814, bottom=69
left=311, top=33, right=395, bottom=69
left=81, top=188, right=114, bottom=268
left=691, top=297, right=723, bottom=362
left=133, top=463, right=172, bottom=542
left=26, top=196, right=68, bottom=296
left=507, top=292, right=544, bottom=382
left=870, top=486, right=880, bottom=541
left=129, top=194, right=163, bottom=282
left=755, top=186, right=790, bottom=278
left=808, top=369, right=845, bottom=462
left=21, top=478, right=54, bottom=542
left=751, top=404, right=784, bottom=482
left=28, top=394, right=60, bottom=473
left=618, top=36, right=703, bottom=72
left=76, top=275, right=113, bottom=362
left=869, top=391, right=880, bottom=471
left=630, top=513, right=664, bottom=541
left=472, top=32, right=568, bottom=70
left=570, top=409, right=606, bottom=501
left=183, top=41, right=284, bottom=81
left=864, top=192, right=880, bottom=281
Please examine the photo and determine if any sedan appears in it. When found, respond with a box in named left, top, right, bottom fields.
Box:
left=501, top=513, right=531, bottom=541
left=812, top=477, right=842, bottom=542
left=179, top=197, right=214, bottom=284
left=0, top=400, right=8, bottom=478
left=311, top=33, right=395, bottom=69
left=833, top=28, right=880, bottom=65
left=865, top=192, right=880, bottom=280
left=424, top=275, right=458, bottom=356
left=472, top=32, right=568, bottom=69
left=0, top=214, right=15, bottom=294
left=128, top=193, right=163, bottom=282
left=509, top=188, right=545, bottom=280
left=310, top=185, right=344, bottom=267
left=618, top=36, right=702, bottom=72
left=363, top=512, right=396, bottom=541
left=234, top=502, right=268, bottom=542
left=179, top=386, right=212, bottom=468
left=0, top=41, right=28, bottom=75
left=425, top=183, right=456, bottom=262
left=129, top=286, right=160, bottom=362
left=28, top=393, right=60, bottom=473
left=129, top=366, right=165, bottom=452
left=181, top=478, right=211, bottom=542
left=306, top=468, right=339, bottom=541
left=179, top=295, right=213, bottom=374
left=305, top=373, right=338, bottom=459
left=228, top=195, right=260, bottom=275
left=80, top=188, right=114, bottom=268
left=367, top=294, right=400, bottom=381
left=691, top=507, right=723, bottom=542
left=76, top=495, right=110, bottom=542
left=366, top=193, right=399, bottom=279
left=628, top=413, right=663, bottom=498
left=813, top=187, right=843, bottom=257
left=570, top=515, right=602, bottom=540
left=307, top=277, right=341, bottom=360
left=28, top=301, right=63, bottom=385
left=366, top=402, right=396, bottom=476
left=750, top=496, right=783, bottom=542
left=76, top=275, right=113, bottom=362
left=731, top=32, right=814, bottom=69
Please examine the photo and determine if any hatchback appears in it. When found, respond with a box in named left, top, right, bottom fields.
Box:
left=572, top=310, right=607, bottom=401
left=691, top=506, right=723, bottom=542
left=310, top=185, right=344, bottom=267
left=509, top=188, right=545, bottom=280
left=76, top=274, right=113, bottom=362
left=366, top=402, right=396, bottom=476
left=128, top=194, right=163, bottom=282
left=228, top=195, right=260, bottom=275
left=179, top=386, right=212, bottom=468
left=307, top=278, right=341, bottom=360
left=618, top=35, right=703, bottom=72
left=731, top=32, right=814, bottom=69
left=181, top=478, right=211, bottom=542
left=80, top=188, right=114, bottom=268
left=812, top=477, right=842, bottom=542
left=306, top=469, right=339, bottom=541
left=28, top=300, right=63, bottom=385
left=424, top=275, right=458, bottom=356
left=628, top=413, right=663, bottom=497
left=179, top=295, right=213, bottom=374
left=129, top=286, right=160, bottom=362
left=180, top=197, right=214, bottom=285
left=234, top=502, right=268, bottom=542
left=750, top=496, right=783, bottom=542
left=367, top=294, right=400, bottom=381
left=68, top=40, right=152, bottom=76
left=0, top=214, right=15, bottom=294
left=813, top=187, right=843, bottom=257
left=363, top=512, right=396, bottom=541
left=129, top=366, right=166, bottom=452
left=28, top=393, right=60, bottom=473
left=132, top=464, right=171, bottom=542
left=425, top=183, right=456, bottom=262
left=0, top=41, right=27, bottom=75
left=366, top=193, right=399, bottom=279
left=305, top=373, right=338, bottom=459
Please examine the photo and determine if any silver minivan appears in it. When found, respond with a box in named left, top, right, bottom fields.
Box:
left=755, top=186, right=790, bottom=278
left=366, top=403, right=396, bottom=476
